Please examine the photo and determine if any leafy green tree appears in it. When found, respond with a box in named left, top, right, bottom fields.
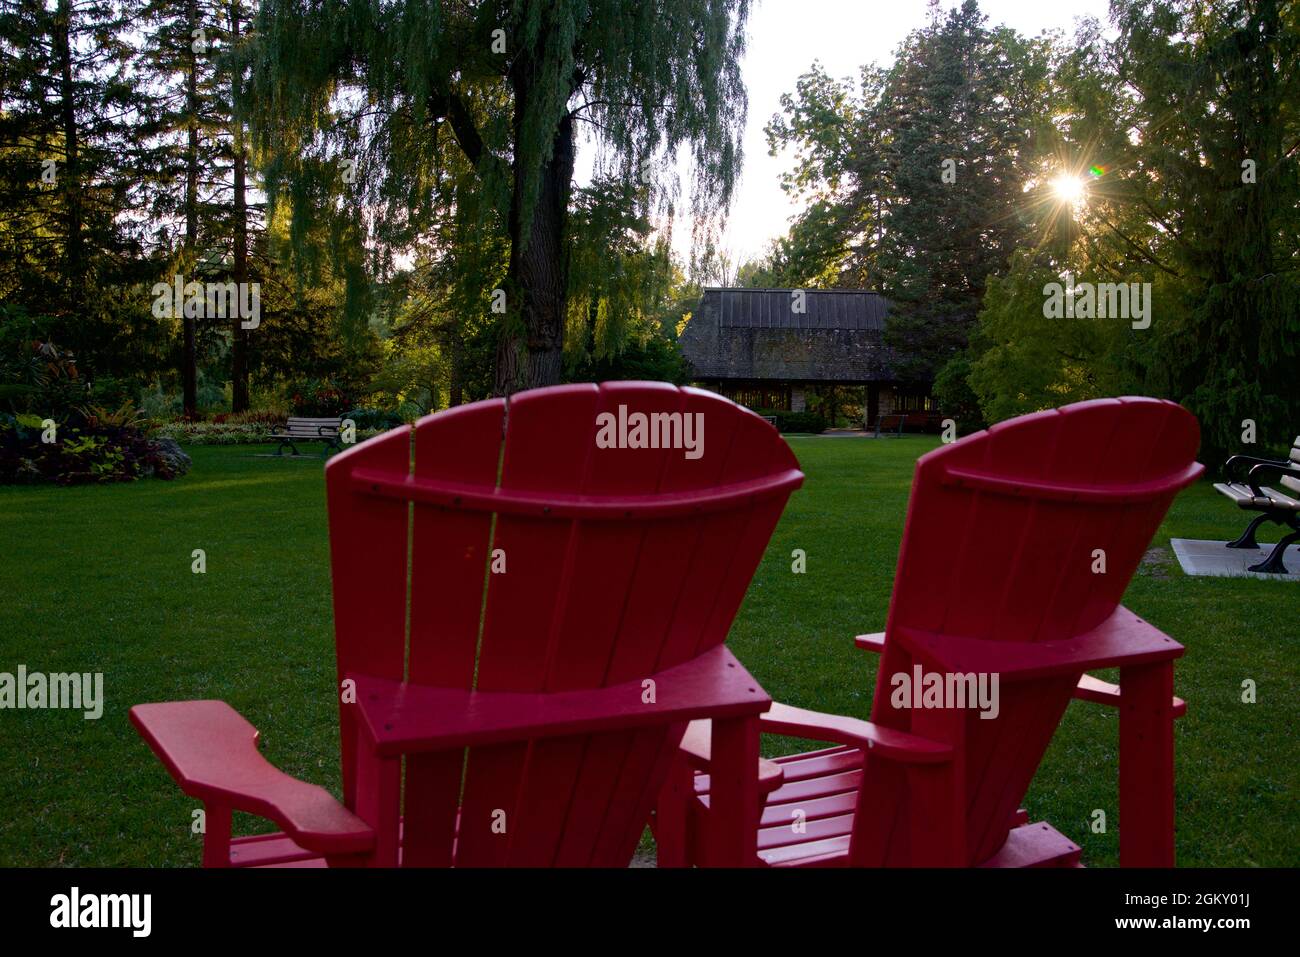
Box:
left=763, top=61, right=878, bottom=286
left=931, top=355, right=984, bottom=432
left=566, top=332, right=688, bottom=385
left=1104, top=0, right=1300, bottom=461
left=241, top=194, right=383, bottom=399
left=244, top=0, right=750, bottom=394
left=565, top=177, right=674, bottom=370
left=737, top=200, right=853, bottom=289
left=382, top=233, right=506, bottom=409
left=873, top=2, right=1052, bottom=384
left=968, top=250, right=1136, bottom=422
left=766, top=0, right=1055, bottom=386
left=970, top=1, right=1300, bottom=459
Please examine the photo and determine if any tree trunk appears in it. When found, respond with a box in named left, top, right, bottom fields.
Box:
left=229, top=1, right=250, bottom=412
left=495, top=95, right=574, bottom=395
left=54, top=0, right=83, bottom=316
left=449, top=322, right=464, bottom=407
left=182, top=0, right=200, bottom=417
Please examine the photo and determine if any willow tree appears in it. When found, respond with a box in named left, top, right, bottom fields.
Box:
left=244, top=0, right=749, bottom=394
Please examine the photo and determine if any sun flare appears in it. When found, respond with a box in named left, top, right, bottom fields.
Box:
left=1051, top=174, right=1087, bottom=207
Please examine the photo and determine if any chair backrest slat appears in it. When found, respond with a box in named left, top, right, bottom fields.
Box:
left=325, top=426, right=409, bottom=809
left=401, top=399, right=503, bottom=866
left=325, top=382, right=802, bottom=867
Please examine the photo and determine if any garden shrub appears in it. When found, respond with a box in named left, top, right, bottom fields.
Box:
left=0, top=338, right=89, bottom=421
left=775, top=411, right=828, bottom=434
left=210, top=409, right=286, bottom=426
left=0, top=338, right=190, bottom=485
left=750, top=408, right=828, bottom=434
left=0, top=413, right=190, bottom=485
left=152, top=421, right=384, bottom=445
left=343, top=407, right=406, bottom=430
left=152, top=422, right=268, bottom=445
left=287, top=378, right=354, bottom=417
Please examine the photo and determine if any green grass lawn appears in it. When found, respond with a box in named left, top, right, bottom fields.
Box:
left=0, top=437, right=1295, bottom=866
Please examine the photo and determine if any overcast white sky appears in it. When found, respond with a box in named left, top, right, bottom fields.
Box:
left=578, top=0, right=1114, bottom=267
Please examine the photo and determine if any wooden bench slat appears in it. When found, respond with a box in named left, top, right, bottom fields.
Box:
left=271, top=416, right=346, bottom=455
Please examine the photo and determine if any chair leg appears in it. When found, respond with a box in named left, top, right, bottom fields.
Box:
left=1248, top=528, right=1300, bottom=574
left=201, top=803, right=233, bottom=868
left=1226, top=513, right=1270, bottom=549
left=653, top=758, right=693, bottom=868
left=1119, top=661, right=1176, bottom=866
left=353, top=739, right=401, bottom=867
left=705, top=716, right=761, bottom=867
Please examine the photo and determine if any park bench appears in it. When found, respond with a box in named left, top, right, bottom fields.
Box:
left=270, top=416, right=343, bottom=456
left=1213, top=436, right=1300, bottom=573
left=905, top=411, right=942, bottom=433
left=872, top=413, right=906, bottom=438
left=130, top=383, right=802, bottom=867
left=654, top=397, right=1203, bottom=867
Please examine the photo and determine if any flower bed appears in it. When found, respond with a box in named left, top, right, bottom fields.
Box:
left=152, top=421, right=385, bottom=446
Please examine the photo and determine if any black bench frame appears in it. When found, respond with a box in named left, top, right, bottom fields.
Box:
left=873, top=414, right=907, bottom=439
left=1220, top=454, right=1300, bottom=574
left=270, top=418, right=344, bottom=458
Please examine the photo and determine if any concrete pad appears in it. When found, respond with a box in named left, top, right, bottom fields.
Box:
left=1170, top=538, right=1300, bottom=581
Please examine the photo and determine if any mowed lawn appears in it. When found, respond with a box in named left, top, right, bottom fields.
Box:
left=0, top=436, right=1295, bottom=867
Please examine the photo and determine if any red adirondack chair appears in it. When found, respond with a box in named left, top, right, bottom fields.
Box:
left=131, top=382, right=803, bottom=866
left=655, top=397, right=1203, bottom=867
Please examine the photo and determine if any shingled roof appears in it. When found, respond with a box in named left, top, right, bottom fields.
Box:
left=679, top=287, right=896, bottom=383
left=711, top=287, right=889, bottom=330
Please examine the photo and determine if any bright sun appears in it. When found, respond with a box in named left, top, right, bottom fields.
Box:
left=1051, top=174, right=1087, bottom=206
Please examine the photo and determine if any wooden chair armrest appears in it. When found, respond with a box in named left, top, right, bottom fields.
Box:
left=673, top=702, right=952, bottom=768
left=1074, top=674, right=1187, bottom=717
left=758, top=702, right=952, bottom=763
left=855, top=632, right=886, bottom=653
left=854, top=631, right=1184, bottom=716
left=130, top=700, right=374, bottom=856
left=678, top=719, right=784, bottom=792
left=351, top=645, right=770, bottom=756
